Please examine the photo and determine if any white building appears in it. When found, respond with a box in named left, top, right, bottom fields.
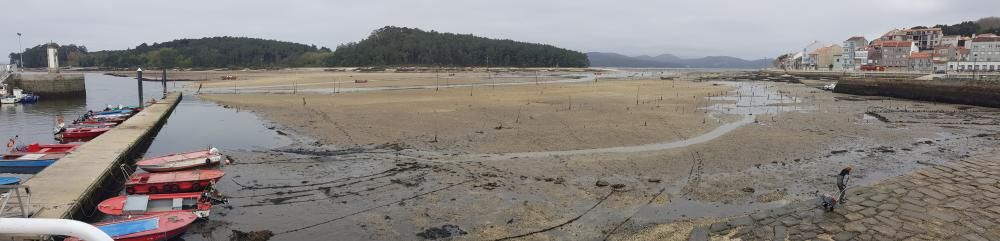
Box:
left=840, top=36, right=868, bottom=70
left=962, top=34, right=1000, bottom=72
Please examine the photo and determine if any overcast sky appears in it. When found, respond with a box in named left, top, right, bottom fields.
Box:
left=1, top=0, right=997, bottom=63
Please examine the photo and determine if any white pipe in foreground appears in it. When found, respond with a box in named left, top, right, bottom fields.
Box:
left=0, top=218, right=112, bottom=241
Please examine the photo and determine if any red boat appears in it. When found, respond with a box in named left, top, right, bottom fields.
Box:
left=74, top=120, right=119, bottom=126
left=97, top=192, right=212, bottom=218
left=126, top=169, right=225, bottom=194
left=137, top=148, right=225, bottom=173
left=2, top=153, right=66, bottom=160
left=56, top=127, right=111, bottom=140
left=9, top=143, right=79, bottom=154
left=64, top=212, right=198, bottom=241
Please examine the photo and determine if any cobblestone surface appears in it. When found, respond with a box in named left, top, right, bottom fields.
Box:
left=691, top=155, right=1000, bottom=241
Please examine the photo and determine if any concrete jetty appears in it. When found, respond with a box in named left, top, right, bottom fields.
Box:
left=8, top=73, right=87, bottom=98
left=22, top=92, right=182, bottom=221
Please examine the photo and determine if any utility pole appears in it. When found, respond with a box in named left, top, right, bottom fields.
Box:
left=16, top=33, right=23, bottom=71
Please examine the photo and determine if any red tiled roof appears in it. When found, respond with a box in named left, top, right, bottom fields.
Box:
left=847, top=36, right=866, bottom=41
left=972, top=36, right=1000, bottom=42
left=910, top=52, right=932, bottom=59
left=882, top=41, right=913, bottom=47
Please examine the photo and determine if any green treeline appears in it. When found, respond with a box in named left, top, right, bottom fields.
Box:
left=934, top=17, right=1000, bottom=36
left=325, top=26, right=589, bottom=67
left=7, top=27, right=589, bottom=68
left=8, top=37, right=331, bottom=69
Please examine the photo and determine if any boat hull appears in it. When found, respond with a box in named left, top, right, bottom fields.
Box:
left=0, top=160, right=56, bottom=174
left=126, top=170, right=225, bottom=194
left=97, top=193, right=212, bottom=218
left=137, top=150, right=224, bottom=173
left=56, top=128, right=111, bottom=140
left=64, top=212, right=198, bottom=241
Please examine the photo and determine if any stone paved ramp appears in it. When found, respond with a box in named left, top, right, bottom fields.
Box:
left=690, top=153, right=1000, bottom=241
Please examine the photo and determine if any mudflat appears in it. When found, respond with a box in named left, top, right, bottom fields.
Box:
left=180, top=69, right=1000, bottom=241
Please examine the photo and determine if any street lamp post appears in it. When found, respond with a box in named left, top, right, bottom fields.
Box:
left=16, top=33, right=23, bottom=71
left=137, top=67, right=144, bottom=106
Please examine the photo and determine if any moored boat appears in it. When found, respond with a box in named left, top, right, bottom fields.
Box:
left=126, top=169, right=225, bottom=194
left=97, top=192, right=212, bottom=218
left=7, top=143, right=79, bottom=154
left=137, top=148, right=226, bottom=173
left=56, top=127, right=111, bottom=140
left=0, top=152, right=64, bottom=174
left=0, top=176, right=21, bottom=186
left=64, top=211, right=199, bottom=241
left=0, top=159, right=57, bottom=174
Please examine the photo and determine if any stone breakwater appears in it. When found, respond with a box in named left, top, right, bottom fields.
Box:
left=834, top=78, right=1000, bottom=108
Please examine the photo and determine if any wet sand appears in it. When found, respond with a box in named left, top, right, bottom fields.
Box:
left=184, top=70, right=1000, bottom=241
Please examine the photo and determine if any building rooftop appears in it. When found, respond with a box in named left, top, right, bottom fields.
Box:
left=910, top=52, right=932, bottom=59
left=881, top=41, right=913, bottom=47
left=972, top=35, right=1000, bottom=42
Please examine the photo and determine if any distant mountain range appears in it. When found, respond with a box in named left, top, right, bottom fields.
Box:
left=587, top=52, right=771, bottom=69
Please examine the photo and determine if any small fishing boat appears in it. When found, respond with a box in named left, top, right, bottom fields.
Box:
left=93, top=109, right=135, bottom=116
left=0, top=177, right=21, bottom=186
left=56, top=127, right=111, bottom=140
left=0, top=159, right=57, bottom=174
left=126, top=169, right=225, bottom=194
left=2, top=153, right=66, bottom=160
left=73, top=120, right=119, bottom=126
left=1, top=152, right=64, bottom=174
left=64, top=212, right=199, bottom=241
left=0, top=95, right=19, bottom=104
left=8, top=143, right=79, bottom=154
left=83, top=115, right=130, bottom=124
left=12, top=89, right=39, bottom=104
left=137, top=148, right=225, bottom=173
left=97, top=192, right=212, bottom=218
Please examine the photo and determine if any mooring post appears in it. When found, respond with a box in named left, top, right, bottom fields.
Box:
left=137, top=67, right=144, bottom=106
left=162, top=69, right=167, bottom=97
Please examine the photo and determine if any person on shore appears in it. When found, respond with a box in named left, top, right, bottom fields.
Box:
left=837, top=167, right=852, bottom=203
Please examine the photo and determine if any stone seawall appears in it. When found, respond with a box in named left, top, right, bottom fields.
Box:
left=834, top=78, right=1000, bottom=108
left=11, top=73, right=86, bottom=98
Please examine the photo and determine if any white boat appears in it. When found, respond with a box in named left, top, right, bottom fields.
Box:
left=0, top=95, right=19, bottom=104
left=137, top=148, right=226, bottom=172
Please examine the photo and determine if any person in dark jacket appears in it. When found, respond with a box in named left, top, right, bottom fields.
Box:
left=837, top=167, right=853, bottom=202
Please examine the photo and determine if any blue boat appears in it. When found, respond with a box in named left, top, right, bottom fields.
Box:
left=0, top=177, right=20, bottom=185
left=0, top=159, right=57, bottom=174
left=94, top=109, right=133, bottom=116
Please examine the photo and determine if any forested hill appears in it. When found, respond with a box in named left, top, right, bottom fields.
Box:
left=8, top=27, right=590, bottom=68
left=933, top=16, right=1000, bottom=36
left=9, top=37, right=333, bottom=68
left=326, top=26, right=590, bottom=67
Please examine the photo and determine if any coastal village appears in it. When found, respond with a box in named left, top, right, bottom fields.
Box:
left=4, top=4, right=1000, bottom=240
left=774, top=27, right=1000, bottom=73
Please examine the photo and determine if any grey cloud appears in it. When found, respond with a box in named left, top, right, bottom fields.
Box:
left=2, top=0, right=998, bottom=63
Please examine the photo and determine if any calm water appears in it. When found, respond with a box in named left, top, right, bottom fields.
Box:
left=1, top=73, right=289, bottom=174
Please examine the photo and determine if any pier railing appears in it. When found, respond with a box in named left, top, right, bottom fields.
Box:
left=0, top=64, right=13, bottom=85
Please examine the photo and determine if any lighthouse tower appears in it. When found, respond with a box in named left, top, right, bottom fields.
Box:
left=47, top=43, right=59, bottom=74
